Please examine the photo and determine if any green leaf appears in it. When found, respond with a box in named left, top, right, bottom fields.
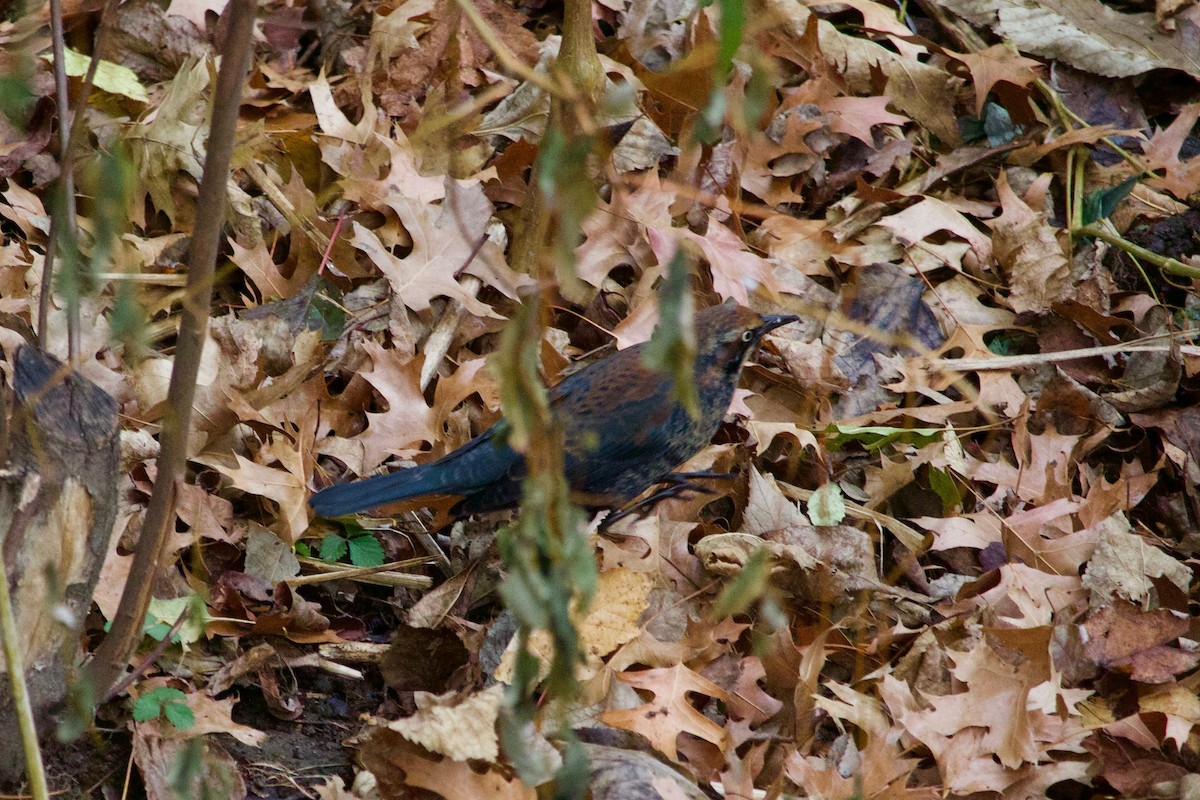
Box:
left=927, top=467, right=961, bottom=514
left=151, top=686, right=186, bottom=703
left=145, top=595, right=208, bottom=645
left=535, top=127, right=597, bottom=292
left=742, top=58, right=774, bottom=130
left=492, top=299, right=551, bottom=454
left=712, top=548, right=771, bottom=618
left=313, top=278, right=349, bottom=341
left=714, top=0, right=746, bottom=78
left=143, top=619, right=174, bottom=642
left=693, top=0, right=744, bottom=144
left=958, top=114, right=985, bottom=144
left=824, top=424, right=942, bottom=451
left=163, top=701, right=196, bottom=730
left=348, top=534, right=385, bottom=567
left=319, top=534, right=348, bottom=562
left=695, top=89, right=727, bottom=145
left=982, top=102, right=1016, bottom=146
left=640, top=248, right=698, bottom=419
left=132, top=694, right=163, bottom=722
left=133, top=686, right=189, bottom=724
left=1082, top=176, right=1137, bottom=226
left=42, top=47, right=148, bottom=102
left=56, top=672, right=96, bottom=743
left=958, top=101, right=1021, bottom=146
left=0, top=74, right=35, bottom=128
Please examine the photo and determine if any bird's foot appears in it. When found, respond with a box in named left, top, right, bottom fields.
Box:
left=599, top=472, right=733, bottom=530
left=660, top=470, right=735, bottom=485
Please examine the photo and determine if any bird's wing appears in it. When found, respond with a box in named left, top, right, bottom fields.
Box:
left=549, top=347, right=694, bottom=492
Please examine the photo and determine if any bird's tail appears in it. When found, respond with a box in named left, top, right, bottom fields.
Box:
left=310, top=427, right=518, bottom=518
left=309, top=462, right=452, bottom=518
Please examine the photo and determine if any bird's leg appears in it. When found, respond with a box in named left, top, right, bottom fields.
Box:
left=659, top=470, right=735, bottom=485
left=599, top=472, right=733, bottom=530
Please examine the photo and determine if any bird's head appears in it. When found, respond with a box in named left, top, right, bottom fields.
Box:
left=694, top=300, right=799, bottom=380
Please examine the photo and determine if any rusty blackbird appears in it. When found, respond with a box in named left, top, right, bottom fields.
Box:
left=310, top=301, right=798, bottom=520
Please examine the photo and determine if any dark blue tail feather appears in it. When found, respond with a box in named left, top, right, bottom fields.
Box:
left=310, top=424, right=522, bottom=517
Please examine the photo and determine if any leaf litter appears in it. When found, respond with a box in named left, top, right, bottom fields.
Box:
left=5, top=0, right=1200, bottom=795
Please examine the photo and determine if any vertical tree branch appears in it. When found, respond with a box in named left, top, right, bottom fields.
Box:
left=37, top=0, right=80, bottom=357
left=86, top=0, right=258, bottom=698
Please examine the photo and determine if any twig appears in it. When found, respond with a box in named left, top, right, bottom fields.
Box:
left=86, top=0, right=258, bottom=698
left=102, top=607, right=190, bottom=703
left=289, top=556, right=435, bottom=588
left=44, top=0, right=81, bottom=359
left=1077, top=223, right=1200, bottom=280
left=927, top=332, right=1199, bottom=372
left=37, top=0, right=122, bottom=355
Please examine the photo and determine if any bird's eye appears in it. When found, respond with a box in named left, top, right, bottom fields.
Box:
left=741, top=330, right=755, bottom=343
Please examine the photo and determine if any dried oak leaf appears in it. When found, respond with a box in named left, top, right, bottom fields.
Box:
left=950, top=44, right=1043, bottom=115
left=495, top=567, right=653, bottom=683
left=357, top=184, right=523, bottom=316
left=1143, top=104, right=1200, bottom=198
left=359, top=728, right=535, bottom=800
left=1082, top=600, right=1200, bottom=683
left=990, top=173, right=1072, bottom=314
left=348, top=342, right=436, bottom=473
left=823, top=95, right=910, bottom=145
left=938, top=0, right=1200, bottom=79
left=647, top=221, right=781, bottom=306
left=1081, top=520, right=1190, bottom=607
left=197, top=433, right=309, bottom=543
left=601, top=664, right=731, bottom=762
left=385, top=684, right=503, bottom=762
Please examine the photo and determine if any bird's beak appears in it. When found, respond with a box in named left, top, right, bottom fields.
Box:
left=758, top=314, right=800, bottom=334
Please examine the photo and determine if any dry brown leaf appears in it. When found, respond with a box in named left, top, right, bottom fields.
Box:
left=764, top=0, right=961, bottom=143
left=355, top=184, right=516, bottom=316
left=876, top=197, right=993, bottom=266
left=601, top=664, right=731, bottom=761
left=990, top=172, right=1072, bottom=313
left=385, top=684, right=503, bottom=761
left=1143, top=104, right=1200, bottom=198
left=1082, top=601, right=1200, bottom=683
left=495, top=567, right=653, bottom=683
left=950, top=44, right=1043, bottom=115
left=360, top=729, right=536, bottom=800
left=1081, top=519, right=1191, bottom=606
left=349, top=342, right=437, bottom=473
left=823, top=95, right=909, bottom=145
left=939, top=0, right=1200, bottom=78
left=197, top=433, right=309, bottom=543
left=648, top=221, right=782, bottom=305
